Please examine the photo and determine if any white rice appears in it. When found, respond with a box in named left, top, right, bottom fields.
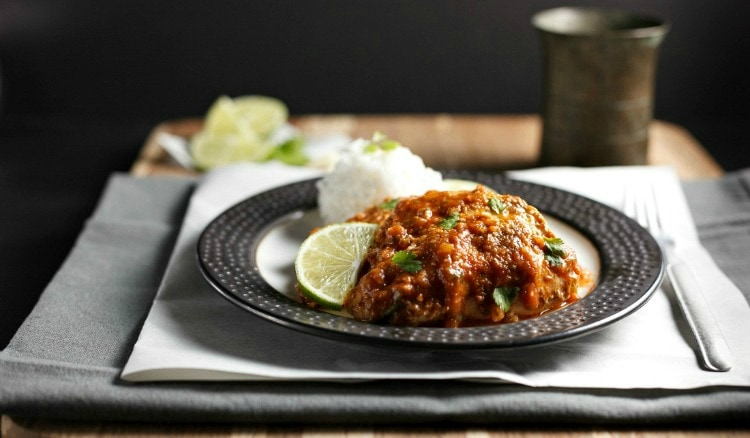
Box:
left=317, top=138, right=445, bottom=224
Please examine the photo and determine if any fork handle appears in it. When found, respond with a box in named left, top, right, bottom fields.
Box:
left=667, top=261, right=733, bottom=372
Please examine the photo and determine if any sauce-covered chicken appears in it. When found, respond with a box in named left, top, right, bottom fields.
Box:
left=343, top=185, right=587, bottom=328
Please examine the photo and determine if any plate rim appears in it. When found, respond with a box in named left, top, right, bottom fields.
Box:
left=196, top=171, right=665, bottom=349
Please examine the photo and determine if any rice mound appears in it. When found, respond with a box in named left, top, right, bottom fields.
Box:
left=317, top=138, right=444, bottom=224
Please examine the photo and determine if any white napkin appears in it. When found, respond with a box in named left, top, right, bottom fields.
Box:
left=121, top=164, right=750, bottom=389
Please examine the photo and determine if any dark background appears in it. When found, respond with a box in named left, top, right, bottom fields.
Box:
left=1, top=0, right=748, bottom=347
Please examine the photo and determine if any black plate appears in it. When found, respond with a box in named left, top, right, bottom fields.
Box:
left=197, top=170, right=664, bottom=349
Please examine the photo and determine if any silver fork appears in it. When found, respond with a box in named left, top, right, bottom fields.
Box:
left=624, top=182, right=733, bottom=372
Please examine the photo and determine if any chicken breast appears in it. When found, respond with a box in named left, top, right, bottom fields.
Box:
left=343, top=185, right=586, bottom=328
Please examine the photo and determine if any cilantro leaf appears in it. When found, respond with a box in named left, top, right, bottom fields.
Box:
left=364, top=132, right=402, bottom=153
left=544, top=237, right=567, bottom=266
left=439, top=212, right=460, bottom=230
left=268, top=137, right=309, bottom=166
left=492, top=286, right=519, bottom=312
left=380, top=198, right=399, bottom=210
left=488, top=197, right=506, bottom=214
left=392, top=251, right=422, bottom=273
left=379, top=140, right=399, bottom=150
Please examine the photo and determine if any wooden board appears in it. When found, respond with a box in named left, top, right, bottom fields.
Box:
left=130, top=114, right=723, bottom=180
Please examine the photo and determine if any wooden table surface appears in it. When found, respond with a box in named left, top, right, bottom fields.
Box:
left=130, top=114, right=723, bottom=180
left=2, top=115, right=737, bottom=438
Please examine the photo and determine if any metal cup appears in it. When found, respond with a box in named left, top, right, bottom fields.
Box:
left=532, top=7, right=669, bottom=166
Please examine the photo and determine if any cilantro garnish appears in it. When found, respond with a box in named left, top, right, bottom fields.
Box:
left=544, top=237, right=567, bottom=266
left=379, top=139, right=399, bottom=150
left=488, top=197, right=506, bottom=214
left=439, top=212, right=460, bottom=230
left=492, top=286, right=519, bottom=312
left=392, top=251, right=422, bottom=273
left=380, top=198, right=399, bottom=210
left=364, top=132, right=401, bottom=153
left=268, top=137, right=309, bottom=166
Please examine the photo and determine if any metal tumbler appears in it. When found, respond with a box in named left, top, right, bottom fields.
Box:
left=532, top=7, right=669, bottom=166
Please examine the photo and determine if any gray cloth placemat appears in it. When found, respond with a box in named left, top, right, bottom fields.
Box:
left=2, top=171, right=750, bottom=426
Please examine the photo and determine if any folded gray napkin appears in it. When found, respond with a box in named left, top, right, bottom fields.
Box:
left=2, top=170, right=750, bottom=425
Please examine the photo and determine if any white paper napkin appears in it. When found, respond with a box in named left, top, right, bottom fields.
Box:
left=121, top=164, right=750, bottom=389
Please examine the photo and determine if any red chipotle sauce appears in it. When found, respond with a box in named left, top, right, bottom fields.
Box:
left=341, top=185, right=589, bottom=328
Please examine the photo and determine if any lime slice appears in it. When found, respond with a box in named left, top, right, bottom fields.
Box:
left=203, top=95, right=288, bottom=138
left=203, top=95, right=238, bottom=134
left=232, top=95, right=288, bottom=138
left=192, top=95, right=289, bottom=169
left=189, top=130, right=274, bottom=170
left=294, top=222, right=378, bottom=310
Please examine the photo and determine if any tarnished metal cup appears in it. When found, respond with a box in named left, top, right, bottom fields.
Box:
left=532, top=7, right=669, bottom=166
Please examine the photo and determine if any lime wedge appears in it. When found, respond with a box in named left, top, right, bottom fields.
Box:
left=203, top=95, right=288, bottom=137
left=203, top=95, right=239, bottom=134
left=190, top=95, right=289, bottom=170
left=189, top=130, right=274, bottom=171
left=232, top=95, right=288, bottom=138
left=294, top=222, right=378, bottom=310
